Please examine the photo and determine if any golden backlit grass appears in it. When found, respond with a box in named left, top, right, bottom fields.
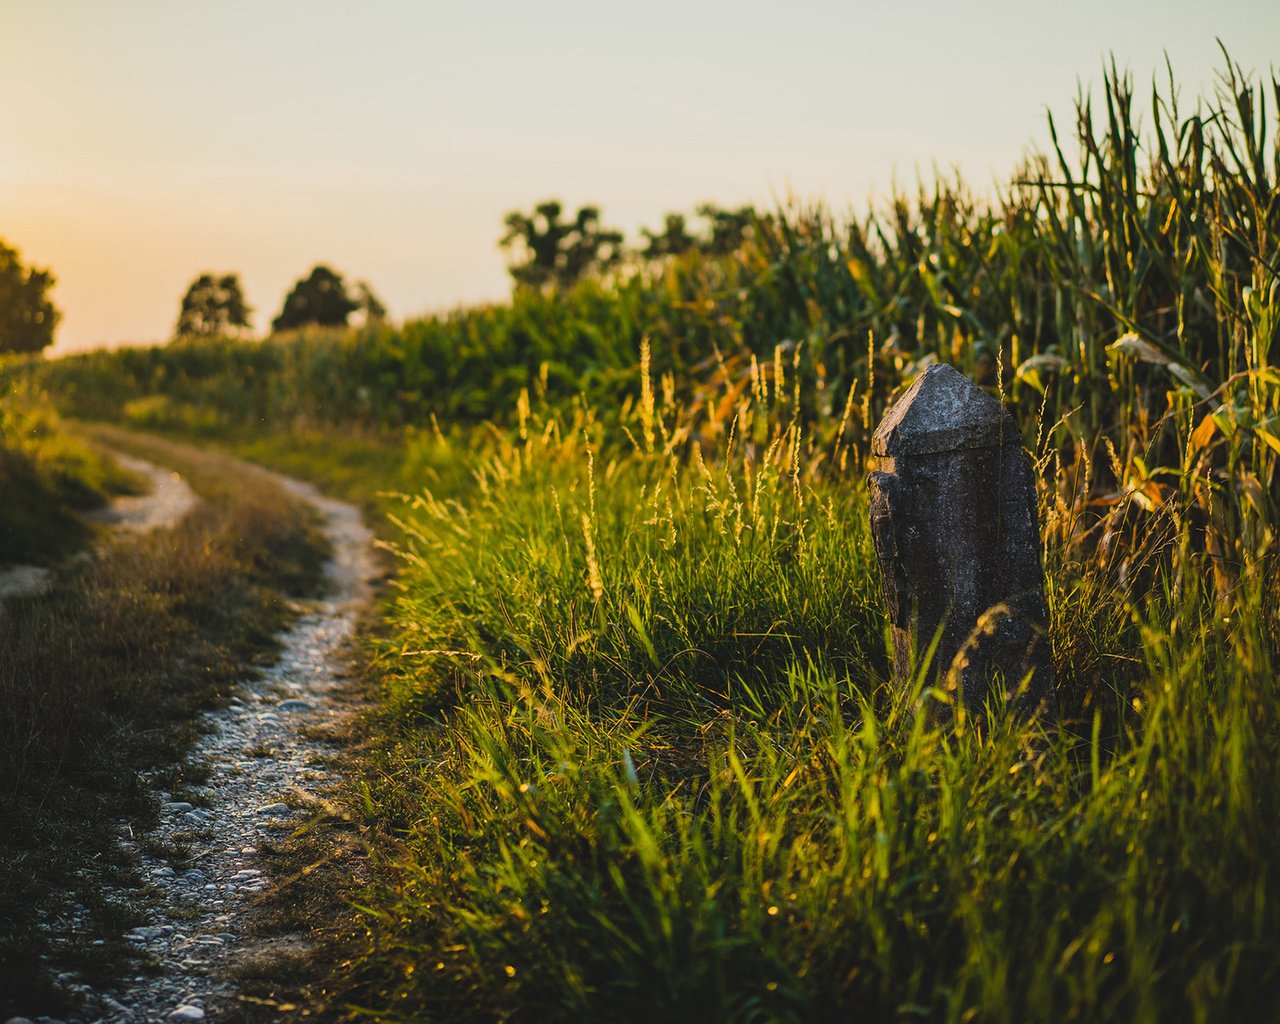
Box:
left=345, top=389, right=1277, bottom=1022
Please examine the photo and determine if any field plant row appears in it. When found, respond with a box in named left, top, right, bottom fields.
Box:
left=15, top=60, right=1271, bottom=430
left=0, top=429, right=328, bottom=1016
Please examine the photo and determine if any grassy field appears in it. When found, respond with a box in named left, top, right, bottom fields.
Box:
left=0, top=428, right=328, bottom=1016
left=0, top=378, right=143, bottom=563
left=7, top=56, right=1279, bottom=1021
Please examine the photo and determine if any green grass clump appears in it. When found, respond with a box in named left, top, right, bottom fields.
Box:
left=380, top=407, right=883, bottom=721
left=340, top=387, right=1278, bottom=1022
left=0, top=378, right=141, bottom=563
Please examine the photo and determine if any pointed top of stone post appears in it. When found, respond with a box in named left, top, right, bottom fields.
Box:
left=872, top=362, right=1019, bottom=458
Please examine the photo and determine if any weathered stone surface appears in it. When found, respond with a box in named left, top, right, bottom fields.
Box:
left=867, top=363, right=1057, bottom=721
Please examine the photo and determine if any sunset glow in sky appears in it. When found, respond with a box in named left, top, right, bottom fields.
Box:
left=2, top=0, right=1277, bottom=352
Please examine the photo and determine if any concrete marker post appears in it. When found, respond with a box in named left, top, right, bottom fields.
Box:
left=867, top=363, right=1057, bottom=722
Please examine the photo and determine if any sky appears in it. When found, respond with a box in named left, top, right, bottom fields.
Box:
left=1, top=1, right=1277, bottom=353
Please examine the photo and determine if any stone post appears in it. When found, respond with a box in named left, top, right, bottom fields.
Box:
left=867, top=363, right=1057, bottom=721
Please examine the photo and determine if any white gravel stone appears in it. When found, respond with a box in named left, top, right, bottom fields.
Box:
left=0, top=564, right=53, bottom=605
left=86, top=455, right=198, bottom=535
left=167, top=1006, right=205, bottom=1022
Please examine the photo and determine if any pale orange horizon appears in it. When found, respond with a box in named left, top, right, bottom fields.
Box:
left=2, top=0, right=1276, bottom=354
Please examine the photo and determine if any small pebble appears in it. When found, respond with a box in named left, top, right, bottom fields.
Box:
left=128, top=925, right=164, bottom=941
left=164, top=801, right=194, bottom=812
left=168, top=1006, right=205, bottom=1022
left=278, top=698, right=312, bottom=711
left=256, top=802, right=290, bottom=816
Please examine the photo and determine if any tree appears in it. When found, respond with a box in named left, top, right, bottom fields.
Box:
left=352, top=280, right=387, bottom=324
left=0, top=239, right=59, bottom=355
left=637, top=204, right=765, bottom=262
left=500, top=200, right=624, bottom=290
left=696, top=203, right=760, bottom=255
left=641, top=213, right=696, bottom=259
left=173, top=273, right=252, bottom=338
left=272, top=265, right=359, bottom=332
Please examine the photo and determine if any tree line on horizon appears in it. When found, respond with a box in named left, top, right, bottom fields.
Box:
left=499, top=199, right=761, bottom=290
left=173, top=265, right=387, bottom=341
left=0, top=247, right=390, bottom=353
left=0, top=201, right=759, bottom=354
left=173, top=200, right=757, bottom=341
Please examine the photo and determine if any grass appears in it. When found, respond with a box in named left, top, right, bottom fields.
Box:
left=0, top=428, right=329, bottom=1017
left=0, top=377, right=143, bottom=563
left=341, top=396, right=1278, bottom=1022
